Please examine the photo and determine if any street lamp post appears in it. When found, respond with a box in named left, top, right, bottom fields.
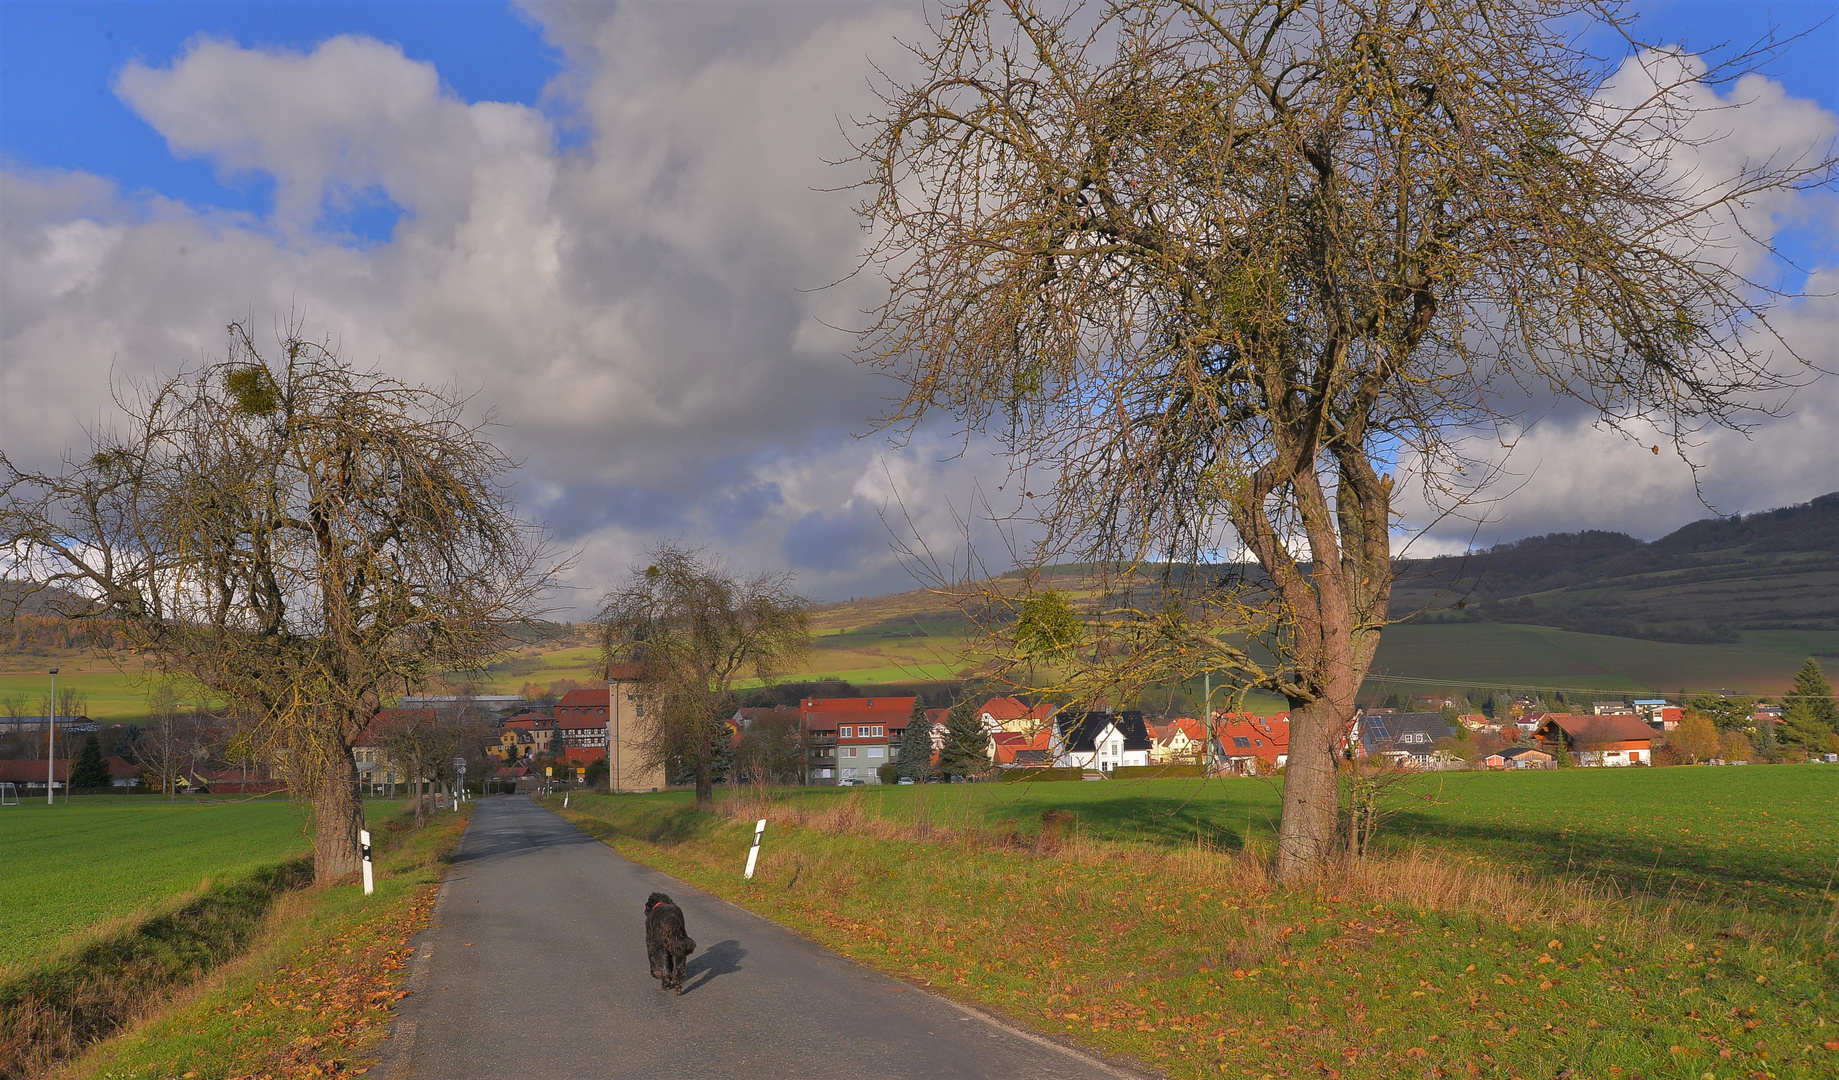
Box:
left=46, top=668, right=58, bottom=805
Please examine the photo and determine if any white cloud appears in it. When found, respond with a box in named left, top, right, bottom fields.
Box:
left=2, top=6, right=1835, bottom=622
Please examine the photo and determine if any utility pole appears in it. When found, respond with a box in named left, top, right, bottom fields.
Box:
left=46, top=668, right=57, bottom=805
left=1203, top=671, right=1211, bottom=776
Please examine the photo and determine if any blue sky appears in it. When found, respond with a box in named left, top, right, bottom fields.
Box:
left=1, top=0, right=565, bottom=240
left=5, top=1, right=1835, bottom=241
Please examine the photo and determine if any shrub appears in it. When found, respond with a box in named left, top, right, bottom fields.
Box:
left=1000, top=767, right=1084, bottom=783
left=1108, top=764, right=1206, bottom=779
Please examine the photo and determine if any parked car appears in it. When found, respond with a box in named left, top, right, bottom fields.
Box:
left=897, top=777, right=915, bottom=785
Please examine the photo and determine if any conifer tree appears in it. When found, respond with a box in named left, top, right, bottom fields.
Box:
left=896, top=699, right=935, bottom=781
left=69, top=732, right=112, bottom=789
left=1781, top=659, right=1839, bottom=752
left=936, top=701, right=989, bottom=779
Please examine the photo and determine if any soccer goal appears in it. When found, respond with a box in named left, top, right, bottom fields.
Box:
left=0, top=783, right=18, bottom=806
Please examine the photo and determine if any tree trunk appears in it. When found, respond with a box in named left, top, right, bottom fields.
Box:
left=1274, top=695, right=1346, bottom=878
left=694, top=758, right=714, bottom=808
left=314, top=750, right=365, bottom=883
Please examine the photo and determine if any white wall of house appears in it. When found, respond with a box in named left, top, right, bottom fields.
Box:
left=1579, top=747, right=1649, bottom=767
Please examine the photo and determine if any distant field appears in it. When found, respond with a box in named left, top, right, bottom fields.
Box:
left=6, top=607, right=1832, bottom=710
left=1368, top=622, right=1839, bottom=697
left=0, top=658, right=174, bottom=721
left=0, top=797, right=406, bottom=973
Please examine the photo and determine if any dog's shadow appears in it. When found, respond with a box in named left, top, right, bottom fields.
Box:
left=679, top=939, right=745, bottom=994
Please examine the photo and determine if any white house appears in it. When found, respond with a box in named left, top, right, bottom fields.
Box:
left=1052, top=711, right=1154, bottom=773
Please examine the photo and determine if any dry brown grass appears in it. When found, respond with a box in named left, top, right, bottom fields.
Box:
left=717, top=791, right=1611, bottom=932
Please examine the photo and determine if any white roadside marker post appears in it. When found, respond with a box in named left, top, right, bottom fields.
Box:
left=744, top=818, right=766, bottom=879
left=563, top=793, right=569, bottom=808
left=359, top=828, right=375, bottom=896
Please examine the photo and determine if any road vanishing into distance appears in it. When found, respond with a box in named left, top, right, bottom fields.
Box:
left=381, top=796, right=1145, bottom=1080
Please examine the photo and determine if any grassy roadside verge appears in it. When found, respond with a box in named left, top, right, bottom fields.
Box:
left=1, top=861, right=313, bottom=1078
left=57, top=801, right=474, bottom=1080
left=548, top=790, right=1839, bottom=1080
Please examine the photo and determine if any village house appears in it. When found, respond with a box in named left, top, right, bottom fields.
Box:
left=991, top=728, right=1054, bottom=769
left=492, top=714, right=556, bottom=762
left=1484, top=746, right=1554, bottom=770
left=798, top=696, right=915, bottom=785
left=977, top=696, right=1057, bottom=735
left=1535, top=714, right=1654, bottom=767
left=1351, top=711, right=1457, bottom=769
left=1149, top=717, right=1209, bottom=764
left=1052, top=711, right=1153, bottom=773
left=1211, top=713, right=1290, bottom=775
left=1592, top=701, right=1637, bottom=717
left=351, top=708, right=437, bottom=792
left=0, top=756, right=138, bottom=792
left=557, top=666, right=664, bottom=792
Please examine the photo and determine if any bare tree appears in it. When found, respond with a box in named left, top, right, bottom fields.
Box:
left=599, top=542, right=810, bottom=807
left=735, top=709, right=808, bottom=788
left=375, top=708, right=468, bottom=828
left=1, top=693, right=32, bottom=760
left=1, top=319, right=558, bottom=881
left=851, top=0, right=1834, bottom=877
left=139, top=686, right=198, bottom=799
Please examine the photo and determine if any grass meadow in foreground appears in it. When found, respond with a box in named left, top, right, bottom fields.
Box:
left=0, top=797, right=312, bottom=972
left=64, top=800, right=472, bottom=1080
left=550, top=767, right=1839, bottom=1080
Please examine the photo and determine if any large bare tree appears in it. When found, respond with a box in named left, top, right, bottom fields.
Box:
left=599, top=542, right=810, bottom=807
left=1, top=320, right=557, bottom=881
left=852, top=0, right=1833, bottom=876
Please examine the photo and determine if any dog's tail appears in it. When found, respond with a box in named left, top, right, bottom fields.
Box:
left=677, top=936, right=696, bottom=958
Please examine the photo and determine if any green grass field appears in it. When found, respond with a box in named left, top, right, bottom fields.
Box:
left=6, top=604, right=1833, bottom=714
left=0, top=798, right=311, bottom=971
left=0, top=797, right=416, bottom=973
left=555, top=765, right=1839, bottom=1079
left=1368, top=622, right=1839, bottom=697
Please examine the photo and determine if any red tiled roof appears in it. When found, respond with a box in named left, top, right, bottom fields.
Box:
left=1212, top=714, right=1290, bottom=765
left=992, top=728, right=1052, bottom=766
left=606, top=662, right=646, bottom=681
left=800, top=696, right=916, bottom=734
left=355, top=708, right=437, bottom=745
left=978, top=696, right=1055, bottom=722
left=1538, top=714, right=1654, bottom=745
left=0, top=759, right=66, bottom=782
left=555, top=687, right=611, bottom=730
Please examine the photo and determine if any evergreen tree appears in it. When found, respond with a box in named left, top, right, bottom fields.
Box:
left=1781, top=658, right=1839, bottom=752
left=935, top=701, right=989, bottom=779
left=69, top=732, right=112, bottom=789
left=896, top=699, right=935, bottom=781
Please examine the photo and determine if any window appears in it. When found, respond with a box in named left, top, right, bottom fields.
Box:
left=867, top=746, right=884, bottom=758
left=1233, top=736, right=1250, bottom=747
left=839, top=726, right=854, bottom=738
left=843, top=747, right=856, bottom=758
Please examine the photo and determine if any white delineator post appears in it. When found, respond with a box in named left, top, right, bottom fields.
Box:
left=359, top=828, right=375, bottom=896
left=744, top=818, right=766, bottom=879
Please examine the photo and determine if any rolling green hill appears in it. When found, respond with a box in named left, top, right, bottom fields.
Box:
left=6, top=494, right=1835, bottom=712
left=1392, top=490, right=1839, bottom=644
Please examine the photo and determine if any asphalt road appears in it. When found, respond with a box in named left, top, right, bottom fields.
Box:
left=382, top=795, right=1145, bottom=1080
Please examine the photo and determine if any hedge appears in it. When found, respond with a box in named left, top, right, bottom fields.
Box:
left=1000, top=767, right=1086, bottom=783
left=1107, top=763, right=1207, bottom=780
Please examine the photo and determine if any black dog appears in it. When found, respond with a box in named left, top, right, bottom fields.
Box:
left=644, top=892, right=696, bottom=993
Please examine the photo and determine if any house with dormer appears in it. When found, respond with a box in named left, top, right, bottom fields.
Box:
left=1052, top=711, right=1153, bottom=774
left=1351, top=711, right=1456, bottom=769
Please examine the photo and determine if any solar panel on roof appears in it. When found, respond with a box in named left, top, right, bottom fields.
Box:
left=1366, top=718, right=1391, bottom=741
